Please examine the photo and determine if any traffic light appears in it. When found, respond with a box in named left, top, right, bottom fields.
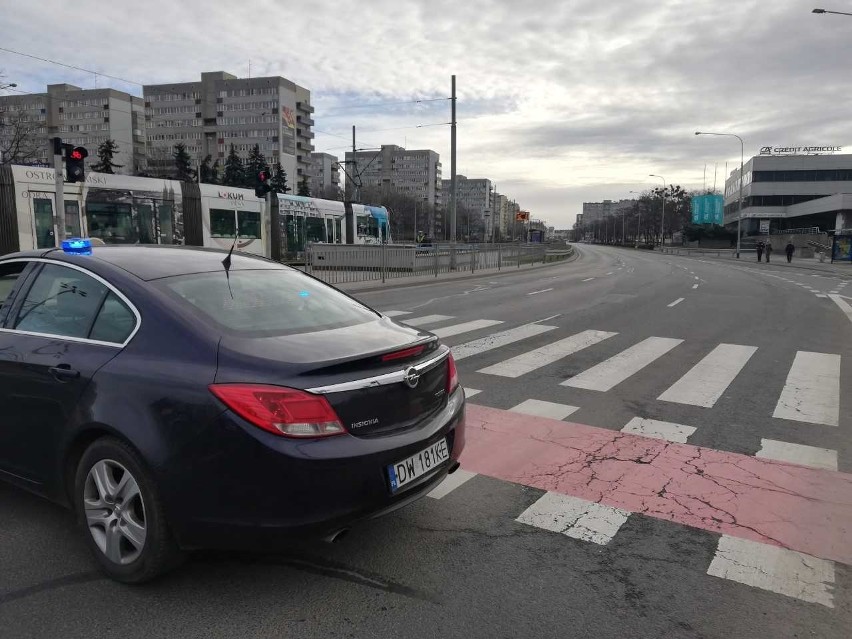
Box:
left=66, top=146, right=88, bottom=183
left=255, top=169, right=271, bottom=198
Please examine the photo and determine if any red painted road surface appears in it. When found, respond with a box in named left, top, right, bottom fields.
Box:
left=460, top=404, right=852, bottom=565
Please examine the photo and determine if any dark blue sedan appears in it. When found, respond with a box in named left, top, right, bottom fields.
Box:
left=0, top=243, right=465, bottom=583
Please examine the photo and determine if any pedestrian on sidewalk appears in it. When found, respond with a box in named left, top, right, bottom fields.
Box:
left=785, top=242, right=795, bottom=263
left=765, top=242, right=773, bottom=263
left=756, top=241, right=764, bottom=262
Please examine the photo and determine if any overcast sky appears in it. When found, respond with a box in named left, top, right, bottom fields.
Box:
left=2, top=0, right=850, bottom=227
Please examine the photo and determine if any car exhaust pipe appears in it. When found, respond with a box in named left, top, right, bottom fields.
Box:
left=323, top=528, right=350, bottom=544
left=447, top=461, right=461, bottom=475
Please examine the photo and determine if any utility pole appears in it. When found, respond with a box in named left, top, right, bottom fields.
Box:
left=351, top=125, right=359, bottom=202
left=449, top=75, right=457, bottom=267
left=52, top=137, right=66, bottom=243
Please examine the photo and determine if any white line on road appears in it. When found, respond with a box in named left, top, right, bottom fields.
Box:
left=692, top=284, right=699, bottom=289
left=517, top=493, right=630, bottom=545
left=606, top=272, right=614, bottom=276
left=756, top=439, right=837, bottom=471
left=451, top=323, right=558, bottom=361
left=428, top=469, right=477, bottom=499
left=404, top=314, right=454, bottom=326
left=562, top=337, right=683, bottom=392
left=621, top=417, right=696, bottom=443
left=432, top=319, right=504, bottom=339
left=694, top=276, right=699, bottom=280
left=382, top=310, right=410, bottom=317
left=527, top=288, right=554, bottom=295
left=707, top=536, right=835, bottom=608
left=582, top=277, right=595, bottom=282
left=816, top=294, right=828, bottom=298
left=509, top=399, right=580, bottom=420
left=668, top=298, right=685, bottom=307
left=828, top=294, right=852, bottom=326
left=772, top=351, right=840, bottom=427
left=478, top=330, right=617, bottom=378
left=658, top=344, right=758, bottom=408
left=463, top=388, right=482, bottom=398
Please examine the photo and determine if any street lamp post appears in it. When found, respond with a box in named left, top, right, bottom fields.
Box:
left=649, top=174, right=666, bottom=248
left=812, top=7, right=852, bottom=16
left=695, top=131, right=744, bottom=258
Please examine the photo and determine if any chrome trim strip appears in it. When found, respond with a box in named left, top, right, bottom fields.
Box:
left=307, top=349, right=449, bottom=394
left=0, top=257, right=142, bottom=348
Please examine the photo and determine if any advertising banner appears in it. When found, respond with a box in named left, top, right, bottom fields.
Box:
left=691, top=195, right=725, bottom=225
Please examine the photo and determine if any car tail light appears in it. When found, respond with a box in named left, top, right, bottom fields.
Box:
left=381, top=345, right=426, bottom=362
left=446, top=353, right=459, bottom=395
left=209, top=384, right=346, bottom=438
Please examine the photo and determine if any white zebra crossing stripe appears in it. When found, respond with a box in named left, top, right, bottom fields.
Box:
left=477, top=330, right=617, bottom=378
left=403, top=314, right=454, bottom=326
left=772, top=352, right=840, bottom=427
left=451, top=323, right=558, bottom=361
left=509, top=399, right=579, bottom=420
left=463, top=388, right=482, bottom=398
left=657, top=344, right=758, bottom=408
left=756, top=439, right=838, bottom=471
left=562, top=337, right=683, bottom=392
left=620, top=417, right=696, bottom=443
left=432, top=319, right=503, bottom=339
left=516, top=493, right=630, bottom=545
left=707, top=536, right=835, bottom=608
left=382, top=310, right=410, bottom=317
left=427, top=469, right=477, bottom=499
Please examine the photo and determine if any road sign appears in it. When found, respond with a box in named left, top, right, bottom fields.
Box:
left=691, top=195, right=724, bottom=225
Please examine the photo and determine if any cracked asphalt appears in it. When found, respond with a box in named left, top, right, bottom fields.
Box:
left=1, top=244, right=850, bottom=638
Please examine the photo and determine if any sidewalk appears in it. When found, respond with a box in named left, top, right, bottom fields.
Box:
left=668, top=250, right=851, bottom=278
left=322, top=250, right=579, bottom=294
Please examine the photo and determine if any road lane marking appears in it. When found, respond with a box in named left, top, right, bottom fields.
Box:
left=606, top=272, right=614, bottom=275
left=432, top=319, right=503, bottom=339
left=694, top=276, right=698, bottom=279
left=562, top=337, right=683, bottom=392
left=658, top=344, right=757, bottom=408
left=692, top=284, right=699, bottom=289
left=516, top=493, right=629, bottom=545
left=756, top=439, right=837, bottom=471
left=620, top=417, right=696, bottom=443
left=527, top=288, right=553, bottom=295
left=477, top=330, right=617, bottom=378
left=509, top=399, right=580, bottom=420
left=582, top=277, right=595, bottom=282
left=463, top=388, right=482, bottom=398
left=772, top=351, right=840, bottom=426
left=816, top=294, right=828, bottom=298
left=382, top=310, right=410, bottom=317
left=403, top=314, right=454, bottom=326
left=667, top=297, right=685, bottom=307
left=451, top=323, right=558, bottom=361
left=707, top=536, right=835, bottom=608
left=427, top=469, right=477, bottom=499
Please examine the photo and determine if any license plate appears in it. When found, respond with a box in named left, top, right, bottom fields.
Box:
left=387, top=439, right=449, bottom=493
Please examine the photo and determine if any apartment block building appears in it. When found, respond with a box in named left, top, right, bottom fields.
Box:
left=143, top=71, right=314, bottom=181
left=308, top=152, right=340, bottom=196
left=0, top=84, right=144, bottom=173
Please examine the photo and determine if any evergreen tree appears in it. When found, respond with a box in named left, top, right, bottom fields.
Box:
left=90, top=139, right=123, bottom=174
left=199, top=155, right=214, bottom=183
left=173, top=143, right=195, bottom=182
left=297, top=176, right=311, bottom=197
left=270, top=161, right=290, bottom=194
left=222, top=145, right=244, bottom=187
left=243, top=143, right=270, bottom=189
left=210, top=159, right=222, bottom=185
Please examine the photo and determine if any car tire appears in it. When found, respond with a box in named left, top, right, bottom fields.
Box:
left=74, top=437, right=182, bottom=583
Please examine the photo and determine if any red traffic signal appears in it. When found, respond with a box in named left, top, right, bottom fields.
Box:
left=66, top=146, right=88, bottom=183
left=255, top=169, right=272, bottom=198
left=70, top=148, right=85, bottom=160
left=258, top=170, right=269, bottom=182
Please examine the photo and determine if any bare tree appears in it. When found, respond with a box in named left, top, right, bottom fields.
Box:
left=0, top=110, right=43, bottom=165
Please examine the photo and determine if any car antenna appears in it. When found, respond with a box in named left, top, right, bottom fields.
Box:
left=222, top=231, right=239, bottom=299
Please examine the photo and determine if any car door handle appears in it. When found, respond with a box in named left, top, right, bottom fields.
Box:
left=49, top=365, right=81, bottom=380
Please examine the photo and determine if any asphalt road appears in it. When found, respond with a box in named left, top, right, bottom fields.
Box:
left=1, top=244, right=850, bottom=638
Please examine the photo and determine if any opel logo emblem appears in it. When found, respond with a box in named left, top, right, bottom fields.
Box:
left=403, top=367, right=420, bottom=389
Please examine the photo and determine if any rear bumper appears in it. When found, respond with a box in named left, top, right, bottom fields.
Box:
left=162, top=388, right=466, bottom=550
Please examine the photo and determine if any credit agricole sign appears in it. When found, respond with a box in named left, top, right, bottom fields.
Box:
left=759, top=145, right=842, bottom=156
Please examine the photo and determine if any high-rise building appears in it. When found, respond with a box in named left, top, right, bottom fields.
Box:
left=308, top=152, right=340, bottom=196
left=143, top=71, right=313, bottom=182
left=0, top=84, right=145, bottom=173
left=345, top=144, right=443, bottom=236
left=442, top=175, right=492, bottom=240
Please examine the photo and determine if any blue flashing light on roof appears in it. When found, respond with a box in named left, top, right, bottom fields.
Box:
left=61, top=237, right=92, bottom=255
left=298, top=290, right=310, bottom=298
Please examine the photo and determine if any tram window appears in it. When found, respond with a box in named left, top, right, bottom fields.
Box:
left=64, top=201, right=81, bottom=238
left=306, top=217, right=325, bottom=243
left=326, top=219, right=333, bottom=242
left=237, top=211, right=260, bottom=239
left=211, top=209, right=236, bottom=238
left=335, top=218, right=342, bottom=243
left=87, top=203, right=135, bottom=244
left=357, top=215, right=369, bottom=236
left=137, top=203, right=155, bottom=244
left=158, top=203, right=174, bottom=244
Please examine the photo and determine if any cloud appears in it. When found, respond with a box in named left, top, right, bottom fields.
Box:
left=1, top=0, right=849, bottom=228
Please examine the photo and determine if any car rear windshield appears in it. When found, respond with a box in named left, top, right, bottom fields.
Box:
left=156, top=268, right=379, bottom=335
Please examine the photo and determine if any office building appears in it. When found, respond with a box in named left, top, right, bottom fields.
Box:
left=441, top=175, right=492, bottom=240
left=309, top=152, right=340, bottom=196
left=346, top=144, right=443, bottom=236
left=143, top=71, right=314, bottom=181
left=0, top=84, right=144, bottom=173
left=724, top=152, right=852, bottom=233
